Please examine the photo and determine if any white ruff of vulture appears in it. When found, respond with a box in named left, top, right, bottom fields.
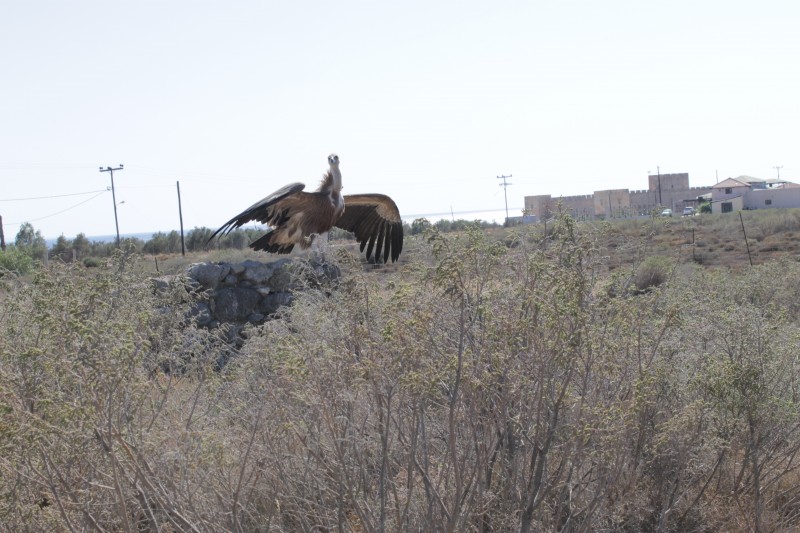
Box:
left=208, top=154, right=404, bottom=262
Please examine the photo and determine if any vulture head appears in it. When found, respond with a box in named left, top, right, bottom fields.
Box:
left=328, top=153, right=339, bottom=166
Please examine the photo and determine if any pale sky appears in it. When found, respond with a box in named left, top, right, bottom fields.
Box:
left=1, top=0, right=798, bottom=240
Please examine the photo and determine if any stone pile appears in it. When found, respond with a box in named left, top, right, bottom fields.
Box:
left=183, top=258, right=339, bottom=331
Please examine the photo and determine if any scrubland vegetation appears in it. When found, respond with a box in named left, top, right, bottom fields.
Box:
left=2, top=211, right=800, bottom=532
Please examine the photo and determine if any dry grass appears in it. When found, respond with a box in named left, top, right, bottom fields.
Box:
left=577, top=208, right=800, bottom=270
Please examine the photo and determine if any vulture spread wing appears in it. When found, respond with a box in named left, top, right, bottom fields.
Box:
left=208, top=154, right=404, bottom=262
left=207, top=182, right=313, bottom=254
left=208, top=182, right=306, bottom=237
left=336, top=194, right=404, bottom=263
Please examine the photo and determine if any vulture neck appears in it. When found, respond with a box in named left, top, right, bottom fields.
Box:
left=329, top=164, right=342, bottom=194
left=318, top=163, right=343, bottom=210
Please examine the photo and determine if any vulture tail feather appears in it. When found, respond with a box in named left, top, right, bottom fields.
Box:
left=249, top=232, right=295, bottom=255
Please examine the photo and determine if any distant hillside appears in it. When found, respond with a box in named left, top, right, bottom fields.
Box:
left=45, top=231, right=166, bottom=247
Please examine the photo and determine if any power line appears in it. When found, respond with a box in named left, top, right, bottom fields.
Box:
left=0, top=189, right=108, bottom=202
left=0, top=163, right=98, bottom=170
left=404, top=207, right=524, bottom=219
left=7, top=190, right=108, bottom=226
left=115, top=184, right=174, bottom=190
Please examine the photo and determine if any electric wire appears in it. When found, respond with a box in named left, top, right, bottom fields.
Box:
left=0, top=189, right=109, bottom=202
left=6, top=190, right=109, bottom=226
left=404, top=207, right=524, bottom=218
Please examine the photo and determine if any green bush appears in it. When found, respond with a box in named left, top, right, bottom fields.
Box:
left=82, top=256, right=102, bottom=268
left=0, top=246, right=34, bottom=275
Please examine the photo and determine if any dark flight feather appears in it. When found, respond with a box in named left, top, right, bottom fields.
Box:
left=335, top=194, right=404, bottom=263
left=209, top=156, right=404, bottom=262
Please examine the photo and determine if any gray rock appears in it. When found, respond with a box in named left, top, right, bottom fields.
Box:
left=188, top=263, right=230, bottom=290
left=187, top=302, right=213, bottom=327
left=241, top=260, right=273, bottom=284
left=269, top=262, right=293, bottom=291
left=247, top=313, right=266, bottom=324
left=151, top=275, right=174, bottom=293
left=212, top=287, right=261, bottom=322
left=184, top=276, right=201, bottom=293
left=221, top=323, right=245, bottom=347
left=183, top=259, right=313, bottom=344
left=258, top=291, right=293, bottom=315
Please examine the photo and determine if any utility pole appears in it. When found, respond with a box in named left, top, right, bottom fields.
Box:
left=0, top=215, right=5, bottom=251
left=740, top=212, right=753, bottom=267
left=657, top=166, right=662, bottom=206
left=497, top=174, right=512, bottom=223
left=774, top=165, right=783, bottom=181
left=177, top=181, right=186, bottom=256
left=99, top=164, right=124, bottom=247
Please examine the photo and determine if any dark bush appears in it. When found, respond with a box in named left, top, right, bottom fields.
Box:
left=633, top=255, right=672, bottom=292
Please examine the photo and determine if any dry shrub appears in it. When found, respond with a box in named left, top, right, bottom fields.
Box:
left=2, top=218, right=800, bottom=532
left=0, top=249, right=230, bottom=532
left=633, top=255, right=673, bottom=292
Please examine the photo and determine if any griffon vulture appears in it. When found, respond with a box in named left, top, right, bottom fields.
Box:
left=208, top=154, right=404, bottom=262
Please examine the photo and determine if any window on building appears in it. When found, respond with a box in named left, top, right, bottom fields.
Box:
left=721, top=202, right=733, bottom=213
left=766, top=199, right=772, bottom=206
left=725, top=187, right=732, bottom=194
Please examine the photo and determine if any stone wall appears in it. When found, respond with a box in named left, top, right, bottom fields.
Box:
left=524, top=194, right=595, bottom=219
left=181, top=258, right=338, bottom=341
left=526, top=173, right=714, bottom=220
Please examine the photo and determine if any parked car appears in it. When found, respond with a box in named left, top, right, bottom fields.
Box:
left=682, top=206, right=695, bottom=216
left=660, top=209, right=673, bottom=217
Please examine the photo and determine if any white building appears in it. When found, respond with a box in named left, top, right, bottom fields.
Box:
left=710, top=176, right=800, bottom=214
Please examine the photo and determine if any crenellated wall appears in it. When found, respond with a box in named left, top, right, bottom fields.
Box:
left=525, top=173, right=714, bottom=219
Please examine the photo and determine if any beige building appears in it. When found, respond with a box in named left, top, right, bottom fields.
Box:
left=594, top=189, right=631, bottom=218
left=524, top=172, right=712, bottom=220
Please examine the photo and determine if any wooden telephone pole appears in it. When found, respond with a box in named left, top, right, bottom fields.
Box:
left=99, top=164, right=124, bottom=246
left=497, top=174, right=512, bottom=223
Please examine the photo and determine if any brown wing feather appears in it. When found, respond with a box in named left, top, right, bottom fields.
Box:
left=208, top=182, right=306, bottom=241
left=335, top=194, right=404, bottom=262
left=209, top=183, right=340, bottom=254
